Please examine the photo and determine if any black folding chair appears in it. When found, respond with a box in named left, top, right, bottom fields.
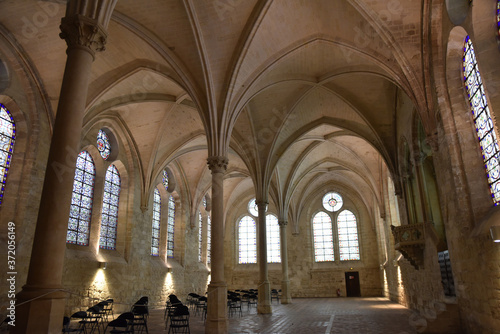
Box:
left=168, top=305, right=190, bottom=334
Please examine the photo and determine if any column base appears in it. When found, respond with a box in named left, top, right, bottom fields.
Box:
left=206, top=282, right=227, bottom=334
left=257, top=281, right=272, bottom=314
left=12, top=286, right=67, bottom=334
left=280, top=280, right=292, bottom=304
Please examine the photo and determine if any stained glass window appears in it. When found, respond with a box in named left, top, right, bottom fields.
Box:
left=96, top=129, right=111, bottom=160
left=67, top=151, right=95, bottom=246
left=0, top=104, right=15, bottom=207
left=248, top=198, right=258, bottom=216
left=266, top=214, right=281, bottom=263
left=313, top=211, right=334, bottom=262
left=99, top=164, right=121, bottom=250
left=322, top=192, right=343, bottom=212
left=163, top=169, right=169, bottom=190
left=207, top=215, right=211, bottom=264
left=239, top=215, right=257, bottom=264
left=198, top=212, right=203, bottom=262
left=151, top=188, right=161, bottom=256
left=497, top=1, right=500, bottom=38
left=338, top=210, right=360, bottom=261
left=167, top=195, right=175, bottom=258
left=463, top=36, right=500, bottom=204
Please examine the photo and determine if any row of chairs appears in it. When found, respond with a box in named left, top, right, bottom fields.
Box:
left=62, top=296, right=150, bottom=334
left=63, top=299, right=113, bottom=334
left=186, top=293, right=207, bottom=320
left=101, top=296, right=149, bottom=334
left=164, top=294, right=190, bottom=333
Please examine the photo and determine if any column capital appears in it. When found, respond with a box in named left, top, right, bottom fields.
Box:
left=425, top=132, right=439, bottom=152
left=59, top=14, right=107, bottom=58
left=278, top=220, right=288, bottom=227
left=255, top=200, right=268, bottom=211
left=207, top=156, right=228, bottom=173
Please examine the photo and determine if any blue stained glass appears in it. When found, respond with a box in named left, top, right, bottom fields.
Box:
left=313, top=211, right=334, bottom=262
left=167, top=195, right=175, bottom=258
left=497, top=1, right=500, bottom=38
left=99, top=164, right=120, bottom=250
left=266, top=214, right=281, bottom=263
left=199, top=212, right=203, bottom=262
left=163, top=169, right=169, bottom=190
left=0, top=104, right=15, bottom=207
left=151, top=188, right=161, bottom=256
left=67, top=151, right=95, bottom=246
left=207, top=215, right=211, bottom=264
left=463, top=36, right=500, bottom=204
left=97, top=129, right=111, bottom=160
left=239, top=215, right=257, bottom=264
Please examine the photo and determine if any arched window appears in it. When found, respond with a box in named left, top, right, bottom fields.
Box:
left=198, top=212, right=203, bottom=262
left=248, top=198, right=258, bottom=216
left=313, top=211, right=334, bottom=262
left=167, top=195, right=175, bottom=258
left=337, top=210, right=360, bottom=261
left=163, top=169, right=169, bottom=190
left=67, top=151, right=95, bottom=246
left=0, top=104, right=15, bottom=207
left=207, top=215, right=211, bottom=264
left=497, top=1, right=500, bottom=37
left=322, top=192, right=343, bottom=212
left=151, top=188, right=161, bottom=256
left=238, top=215, right=257, bottom=264
left=463, top=36, right=500, bottom=204
left=266, top=214, right=281, bottom=263
left=99, top=164, right=121, bottom=250
left=96, top=129, right=111, bottom=160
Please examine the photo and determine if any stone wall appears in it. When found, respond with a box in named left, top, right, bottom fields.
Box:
left=224, top=190, right=383, bottom=298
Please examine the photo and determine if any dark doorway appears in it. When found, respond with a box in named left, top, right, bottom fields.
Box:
left=345, top=271, right=361, bottom=297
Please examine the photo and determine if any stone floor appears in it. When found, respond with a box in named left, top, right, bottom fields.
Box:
left=146, top=297, right=418, bottom=334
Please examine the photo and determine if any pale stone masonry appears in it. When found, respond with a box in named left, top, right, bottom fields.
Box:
left=0, top=1, right=499, bottom=334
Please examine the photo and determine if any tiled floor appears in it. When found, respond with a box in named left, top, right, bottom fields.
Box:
left=146, top=297, right=417, bottom=334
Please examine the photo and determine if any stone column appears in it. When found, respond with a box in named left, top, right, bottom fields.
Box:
left=257, top=201, right=272, bottom=314
left=14, top=3, right=114, bottom=333
left=413, top=152, right=431, bottom=223
left=278, top=220, right=292, bottom=304
left=206, top=156, right=228, bottom=333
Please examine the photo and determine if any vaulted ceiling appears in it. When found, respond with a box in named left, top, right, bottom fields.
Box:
left=0, top=0, right=433, bottom=224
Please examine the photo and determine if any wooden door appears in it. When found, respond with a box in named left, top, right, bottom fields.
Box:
left=345, top=271, right=361, bottom=297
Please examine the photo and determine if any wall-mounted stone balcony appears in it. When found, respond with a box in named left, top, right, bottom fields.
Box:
left=391, top=223, right=430, bottom=269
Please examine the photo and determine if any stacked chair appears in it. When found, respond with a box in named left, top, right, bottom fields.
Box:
left=194, top=296, right=207, bottom=320
left=62, top=315, right=83, bottom=333
left=168, top=304, right=190, bottom=334
left=271, top=289, right=280, bottom=304
left=131, top=296, right=149, bottom=334
left=104, top=312, right=134, bottom=334
left=164, top=294, right=183, bottom=329
left=67, top=310, right=98, bottom=334
left=163, top=295, right=190, bottom=333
